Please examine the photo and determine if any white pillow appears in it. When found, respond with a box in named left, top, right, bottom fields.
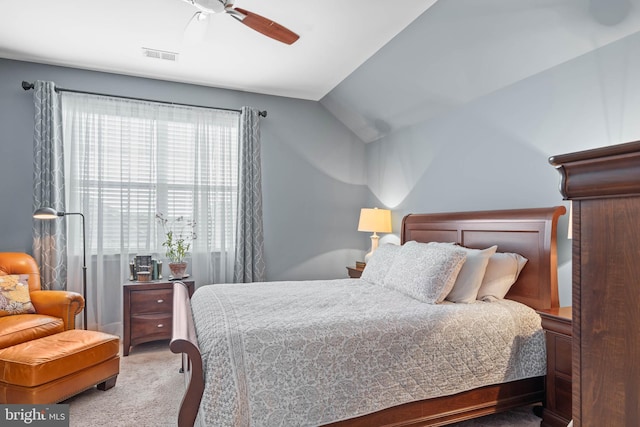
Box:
left=476, top=252, right=528, bottom=301
left=434, top=244, right=498, bottom=303
left=383, top=241, right=467, bottom=304
left=360, top=244, right=400, bottom=286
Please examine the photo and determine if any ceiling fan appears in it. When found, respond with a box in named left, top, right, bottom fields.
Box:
left=181, top=0, right=299, bottom=45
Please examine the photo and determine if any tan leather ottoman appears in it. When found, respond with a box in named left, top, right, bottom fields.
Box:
left=0, top=329, right=120, bottom=404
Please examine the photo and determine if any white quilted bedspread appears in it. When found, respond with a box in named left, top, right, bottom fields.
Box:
left=190, top=278, right=545, bottom=427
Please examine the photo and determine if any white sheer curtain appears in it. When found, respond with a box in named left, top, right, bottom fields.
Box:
left=61, top=92, right=240, bottom=333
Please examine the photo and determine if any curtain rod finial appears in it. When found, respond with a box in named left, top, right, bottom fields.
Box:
left=22, top=81, right=34, bottom=91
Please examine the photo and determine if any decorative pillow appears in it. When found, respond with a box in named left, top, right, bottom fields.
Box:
left=476, top=252, right=528, bottom=301
left=0, top=274, right=36, bottom=317
left=383, top=240, right=467, bottom=304
left=360, top=244, right=400, bottom=286
left=430, top=243, right=498, bottom=303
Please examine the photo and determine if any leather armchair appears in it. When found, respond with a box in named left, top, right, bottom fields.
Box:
left=0, top=252, right=84, bottom=348
left=0, top=253, right=120, bottom=404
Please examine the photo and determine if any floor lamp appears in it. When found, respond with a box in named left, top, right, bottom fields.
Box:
left=33, top=207, right=88, bottom=330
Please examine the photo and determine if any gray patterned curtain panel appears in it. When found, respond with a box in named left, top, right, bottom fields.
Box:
left=32, top=80, right=67, bottom=290
left=234, top=106, right=266, bottom=283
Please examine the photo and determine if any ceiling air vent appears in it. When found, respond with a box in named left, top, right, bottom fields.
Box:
left=142, top=48, right=179, bottom=62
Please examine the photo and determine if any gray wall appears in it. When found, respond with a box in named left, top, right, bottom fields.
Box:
left=0, top=58, right=368, bottom=282
left=357, top=27, right=640, bottom=307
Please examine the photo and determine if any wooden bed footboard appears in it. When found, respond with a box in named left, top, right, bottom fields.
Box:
left=170, top=281, right=204, bottom=427
left=324, top=377, right=544, bottom=426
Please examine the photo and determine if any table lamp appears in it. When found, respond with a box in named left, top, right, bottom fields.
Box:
left=358, top=207, right=392, bottom=262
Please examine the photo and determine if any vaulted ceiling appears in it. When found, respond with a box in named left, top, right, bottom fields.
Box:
left=321, top=0, right=640, bottom=142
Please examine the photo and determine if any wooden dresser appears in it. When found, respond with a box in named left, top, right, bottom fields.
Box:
left=550, top=141, right=640, bottom=427
left=123, top=280, right=195, bottom=356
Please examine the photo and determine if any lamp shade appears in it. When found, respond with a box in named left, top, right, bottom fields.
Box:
left=358, top=208, right=392, bottom=233
left=33, top=207, right=63, bottom=219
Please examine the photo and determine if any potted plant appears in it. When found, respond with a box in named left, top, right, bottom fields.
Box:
left=156, top=213, right=196, bottom=279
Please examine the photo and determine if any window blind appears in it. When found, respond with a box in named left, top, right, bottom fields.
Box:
left=61, top=92, right=240, bottom=257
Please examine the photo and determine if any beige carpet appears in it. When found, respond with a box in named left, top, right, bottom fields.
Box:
left=64, top=340, right=542, bottom=426
left=64, top=340, right=183, bottom=427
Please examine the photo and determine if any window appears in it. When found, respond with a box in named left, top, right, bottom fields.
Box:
left=61, top=92, right=240, bottom=278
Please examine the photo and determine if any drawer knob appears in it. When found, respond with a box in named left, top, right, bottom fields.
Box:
left=157, top=324, right=164, bottom=328
left=157, top=299, right=164, bottom=303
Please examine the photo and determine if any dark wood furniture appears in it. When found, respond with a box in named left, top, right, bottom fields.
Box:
left=171, top=206, right=565, bottom=427
left=538, top=307, right=572, bottom=427
left=123, top=279, right=194, bottom=356
left=346, top=266, right=364, bottom=278
left=550, top=141, right=640, bottom=427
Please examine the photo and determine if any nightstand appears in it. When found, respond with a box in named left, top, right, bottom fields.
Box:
left=346, top=266, right=364, bottom=278
left=123, top=279, right=195, bottom=356
left=537, top=307, right=572, bottom=427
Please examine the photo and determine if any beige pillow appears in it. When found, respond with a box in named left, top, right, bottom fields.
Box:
left=437, top=244, right=498, bottom=303
left=383, top=241, right=466, bottom=304
left=476, top=252, right=528, bottom=301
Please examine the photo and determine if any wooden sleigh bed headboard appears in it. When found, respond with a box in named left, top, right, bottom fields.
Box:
left=171, top=205, right=566, bottom=427
left=401, top=206, right=565, bottom=311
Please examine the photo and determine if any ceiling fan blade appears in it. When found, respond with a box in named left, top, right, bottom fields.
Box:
left=232, top=7, right=299, bottom=45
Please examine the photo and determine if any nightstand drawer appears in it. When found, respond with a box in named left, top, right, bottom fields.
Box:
left=555, top=376, right=572, bottom=418
left=130, top=313, right=172, bottom=341
left=130, top=289, right=173, bottom=314
left=554, top=335, right=572, bottom=376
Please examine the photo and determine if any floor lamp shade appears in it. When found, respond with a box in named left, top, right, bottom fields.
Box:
left=33, top=207, right=63, bottom=219
left=33, top=207, right=88, bottom=330
left=358, top=208, right=392, bottom=262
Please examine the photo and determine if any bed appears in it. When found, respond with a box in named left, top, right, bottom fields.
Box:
left=170, top=206, right=566, bottom=427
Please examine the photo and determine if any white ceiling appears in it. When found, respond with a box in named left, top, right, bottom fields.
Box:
left=0, top=0, right=437, bottom=101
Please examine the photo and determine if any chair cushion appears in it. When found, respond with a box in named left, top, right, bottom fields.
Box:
left=0, top=315, right=64, bottom=349
left=0, top=329, right=119, bottom=387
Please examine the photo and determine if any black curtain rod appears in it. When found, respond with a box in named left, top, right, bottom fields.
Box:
left=21, top=81, right=267, bottom=118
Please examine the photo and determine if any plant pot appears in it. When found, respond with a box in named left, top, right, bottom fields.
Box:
left=168, top=261, right=188, bottom=279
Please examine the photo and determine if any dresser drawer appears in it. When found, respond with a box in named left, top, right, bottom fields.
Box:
left=130, top=289, right=173, bottom=314
left=130, top=313, right=172, bottom=341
